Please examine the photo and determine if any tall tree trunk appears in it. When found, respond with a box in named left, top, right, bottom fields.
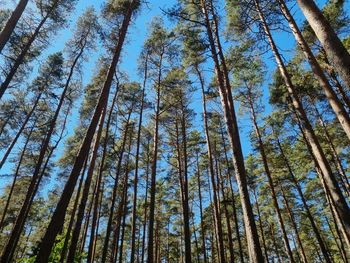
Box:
left=60, top=158, right=88, bottom=263
left=0, top=93, right=41, bottom=170
left=277, top=0, right=350, bottom=140
left=279, top=184, right=308, bottom=263
left=130, top=53, right=148, bottom=263
left=87, top=87, right=119, bottom=263
left=200, top=2, right=263, bottom=261
left=35, top=3, right=137, bottom=261
left=216, top=158, right=235, bottom=263
left=254, top=0, right=350, bottom=245
left=67, top=108, right=107, bottom=262
left=195, top=63, right=225, bottom=263
left=174, top=119, right=192, bottom=263
left=0, top=121, right=35, bottom=229
left=141, top=138, right=151, bottom=263
left=0, top=0, right=29, bottom=53
left=218, top=122, right=245, bottom=263
left=195, top=152, right=208, bottom=263
left=247, top=87, right=294, bottom=262
left=273, top=134, right=332, bottom=263
left=101, top=108, right=133, bottom=263
left=146, top=51, right=163, bottom=263
left=296, top=0, right=350, bottom=89
left=252, top=187, right=270, bottom=263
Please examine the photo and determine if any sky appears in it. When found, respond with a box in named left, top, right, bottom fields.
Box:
left=0, top=0, right=347, bottom=191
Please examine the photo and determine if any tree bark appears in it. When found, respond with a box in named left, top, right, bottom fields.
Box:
left=0, top=0, right=29, bottom=53
left=296, top=0, right=350, bottom=90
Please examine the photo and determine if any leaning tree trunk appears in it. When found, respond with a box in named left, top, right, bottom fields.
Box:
left=200, top=1, right=264, bottom=261
left=67, top=108, right=107, bottom=262
left=255, top=0, right=350, bottom=246
left=277, top=0, right=350, bottom=141
left=0, top=0, right=29, bottom=53
left=34, top=2, right=137, bottom=261
left=296, top=0, right=350, bottom=90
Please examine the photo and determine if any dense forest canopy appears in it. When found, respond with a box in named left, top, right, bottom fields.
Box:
left=1, top=0, right=350, bottom=262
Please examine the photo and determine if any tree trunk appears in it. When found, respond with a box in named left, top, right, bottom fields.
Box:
left=101, top=108, right=133, bottom=263
left=0, top=121, right=35, bottom=229
left=60, top=158, right=88, bottom=263
left=130, top=53, right=147, bottom=263
left=67, top=108, right=107, bottom=262
left=195, top=152, right=208, bottom=263
left=280, top=185, right=308, bottom=263
left=255, top=0, right=350, bottom=246
left=195, top=63, right=226, bottom=263
left=175, top=119, right=192, bottom=263
left=146, top=51, right=163, bottom=263
left=0, top=0, right=29, bottom=53
left=34, top=3, right=136, bottom=261
left=247, top=87, right=294, bottom=262
left=87, top=87, right=119, bottom=263
left=0, top=93, right=41, bottom=170
left=200, top=2, right=264, bottom=261
left=274, top=134, right=332, bottom=263
left=278, top=0, right=350, bottom=141
left=296, top=0, right=350, bottom=89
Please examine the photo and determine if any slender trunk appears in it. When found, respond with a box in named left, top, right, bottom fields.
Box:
left=274, top=134, right=332, bottom=263
left=146, top=51, right=163, bottom=263
left=0, top=121, right=35, bottom=229
left=195, top=152, right=208, bottom=263
left=60, top=158, right=88, bottom=263
left=252, top=188, right=269, bottom=263
left=278, top=0, right=350, bottom=140
left=67, top=109, right=107, bottom=262
left=218, top=122, right=245, bottom=263
left=269, top=223, right=282, bottom=263
left=0, top=0, right=29, bottom=53
left=255, top=0, right=350, bottom=246
left=175, top=120, right=192, bottom=263
left=35, top=3, right=136, bottom=261
left=0, top=93, right=41, bottom=170
left=87, top=88, right=119, bottom=263
left=141, top=138, right=151, bottom=263
left=216, top=159, right=235, bottom=263
left=118, top=173, right=130, bottom=263
left=247, top=88, right=294, bottom=262
left=310, top=99, right=350, bottom=195
left=101, top=109, right=133, bottom=263
left=130, top=54, right=148, bottom=263
left=296, top=0, right=350, bottom=89
left=79, top=188, right=95, bottom=254
left=280, top=185, right=308, bottom=263
left=200, top=2, right=263, bottom=261
left=195, top=64, right=225, bottom=263
left=325, top=215, right=348, bottom=262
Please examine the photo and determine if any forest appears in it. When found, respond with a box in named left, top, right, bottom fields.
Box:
left=1, top=0, right=350, bottom=262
